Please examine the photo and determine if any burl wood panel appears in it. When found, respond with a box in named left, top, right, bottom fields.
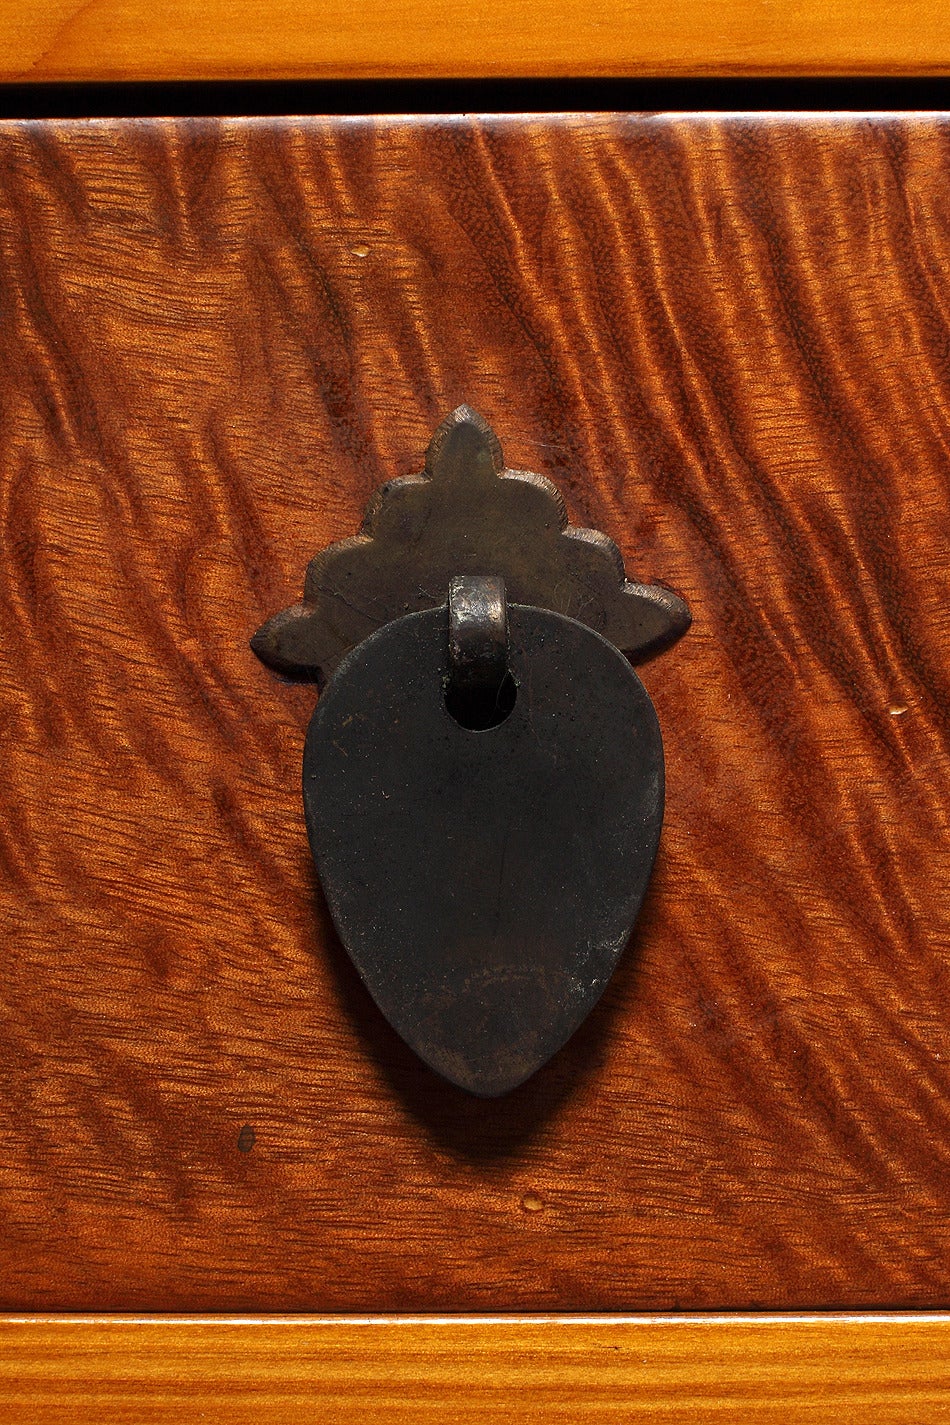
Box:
left=0, top=114, right=949, bottom=1312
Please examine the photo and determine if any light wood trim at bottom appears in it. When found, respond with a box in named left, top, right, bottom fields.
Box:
left=1, top=1314, right=949, bottom=1422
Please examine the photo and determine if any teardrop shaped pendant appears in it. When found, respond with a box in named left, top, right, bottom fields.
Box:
left=252, top=407, right=689, bottom=1096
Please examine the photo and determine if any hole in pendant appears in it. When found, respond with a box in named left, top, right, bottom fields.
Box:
left=445, top=670, right=517, bottom=731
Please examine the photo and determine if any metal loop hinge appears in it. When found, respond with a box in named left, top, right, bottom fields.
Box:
left=446, top=575, right=514, bottom=731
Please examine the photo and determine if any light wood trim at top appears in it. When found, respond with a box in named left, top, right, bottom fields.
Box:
left=2, top=0, right=950, bottom=82
left=1, top=1314, right=950, bottom=1423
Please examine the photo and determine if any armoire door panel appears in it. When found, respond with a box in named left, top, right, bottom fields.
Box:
left=0, top=113, right=948, bottom=1311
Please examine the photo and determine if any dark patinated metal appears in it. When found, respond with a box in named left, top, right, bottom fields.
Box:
left=447, top=575, right=509, bottom=699
left=252, top=406, right=690, bottom=1096
left=251, top=405, right=689, bottom=684
left=305, top=601, right=664, bottom=1097
left=446, top=575, right=513, bottom=731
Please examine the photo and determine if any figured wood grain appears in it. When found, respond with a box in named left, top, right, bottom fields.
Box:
left=3, top=1315, right=950, bottom=1423
left=2, top=0, right=950, bottom=82
left=0, top=114, right=949, bottom=1313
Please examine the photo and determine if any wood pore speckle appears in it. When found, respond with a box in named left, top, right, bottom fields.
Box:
left=0, top=114, right=949, bottom=1312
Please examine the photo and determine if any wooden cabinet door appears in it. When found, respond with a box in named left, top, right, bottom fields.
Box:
left=1, top=110, right=949, bottom=1413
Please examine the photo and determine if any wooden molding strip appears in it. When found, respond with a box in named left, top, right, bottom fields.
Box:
left=2, top=1314, right=950, bottom=1422
left=2, top=0, right=950, bottom=83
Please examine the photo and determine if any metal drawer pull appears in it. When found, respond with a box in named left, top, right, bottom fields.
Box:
left=252, top=407, right=689, bottom=1096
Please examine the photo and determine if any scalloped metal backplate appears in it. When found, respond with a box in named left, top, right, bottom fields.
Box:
left=252, top=405, right=689, bottom=682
